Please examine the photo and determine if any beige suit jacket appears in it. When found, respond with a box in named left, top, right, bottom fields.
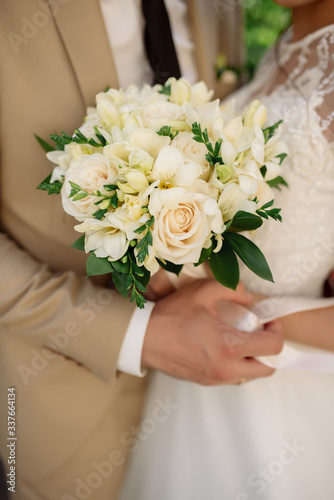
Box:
left=0, top=1, right=243, bottom=498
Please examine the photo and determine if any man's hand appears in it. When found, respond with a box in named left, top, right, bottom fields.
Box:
left=142, top=279, right=283, bottom=385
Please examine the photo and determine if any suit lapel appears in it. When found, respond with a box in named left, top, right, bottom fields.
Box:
left=49, top=0, right=119, bottom=107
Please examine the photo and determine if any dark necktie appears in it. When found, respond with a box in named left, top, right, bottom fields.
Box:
left=142, top=0, right=181, bottom=85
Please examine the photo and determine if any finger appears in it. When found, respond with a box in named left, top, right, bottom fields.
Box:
left=197, top=279, right=252, bottom=313
left=224, top=325, right=283, bottom=358
left=234, top=356, right=276, bottom=381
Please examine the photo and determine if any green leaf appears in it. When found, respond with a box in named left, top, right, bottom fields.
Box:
left=156, top=125, right=178, bottom=140
left=112, top=271, right=132, bottom=298
left=224, top=232, right=274, bottom=283
left=275, top=152, right=287, bottom=165
left=34, top=134, right=56, bottom=153
left=229, top=211, right=263, bottom=231
left=209, top=241, right=240, bottom=290
left=195, top=245, right=213, bottom=266
left=68, top=181, right=82, bottom=192
left=86, top=253, right=113, bottom=277
left=73, top=192, right=88, bottom=201
left=134, top=224, right=147, bottom=234
left=266, top=176, right=288, bottom=190
left=111, top=259, right=130, bottom=274
left=260, top=165, right=267, bottom=178
left=262, top=119, right=283, bottom=143
left=92, top=208, right=108, bottom=220
left=37, top=173, right=63, bottom=195
left=258, top=199, right=274, bottom=210
left=104, top=184, right=118, bottom=191
left=158, top=82, right=171, bottom=96
left=157, top=259, right=183, bottom=276
left=71, top=235, right=85, bottom=252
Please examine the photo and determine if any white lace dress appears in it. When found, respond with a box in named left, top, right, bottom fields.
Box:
left=118, top=25, right=334, bottom=500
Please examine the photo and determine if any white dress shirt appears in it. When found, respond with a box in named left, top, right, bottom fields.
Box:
left=98, top=0, right=198, bottom=376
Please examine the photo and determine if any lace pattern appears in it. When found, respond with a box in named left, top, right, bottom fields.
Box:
left=233, top=24, right=334, bottom=298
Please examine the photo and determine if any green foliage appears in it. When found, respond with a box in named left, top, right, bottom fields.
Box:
left=157, top=259, right=183, bottom=276
left=71, top=235, right=85, bottom=252
left=266, top=176, right=289, bottom=191
left=228, top=210, right=263, bottom=231
left=34, top=134, right=56, bottom=153
left=86, top=252, right=113, bottom=277
left=134, top=217, right=155, bottom=265
left=110, top=249, right=151, bottom=309
left=158, top=82, right=172, bottom=96
left=37, top=173, right=63, bottom=195
left=209, top=241, right=240, bottom=290
left=50, top=127, right=106, bottom=148
left=67, top=182, right=118, bottom=220
left=192, top=122, right=223, bottom=166
left=263, top=120, right=283, bottom=143
left=256, top=199, right=282, bottom=222
left=224, top=232, right=274, bottom=282
left=157, top=125, right=179, bottom=140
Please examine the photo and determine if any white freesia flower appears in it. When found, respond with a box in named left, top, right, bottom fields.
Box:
left=118, top=170, right=149, bottom=194
left=243, top=100, right=267, bottom=128
left=218, top=182, right=257, bottom=221
left=123, top=194, right=145, bottom=221
left=151, top=147, right=202, bottom=187
left=61, top=153, right=119, bottom=220
left=75, top=217, right=129, bottom=261
left=96, top=92, right=121, bottom=131
left=79, top=108, right=100, bottom=138
left=189, top=81, right=214, bottom=106
left=141, top=245, right=160, bottom=274
left=150, top=188, right=224, bottom=265
left=251, top=123, right=265, bottom=164
left=128, top=128, right=170, bottom=159
left=169, top=77, right=192, bottom=105
left=236, top=160, right=263, bottom=195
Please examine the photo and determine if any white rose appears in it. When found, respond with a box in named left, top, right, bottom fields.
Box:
left=172, top=132, right=208, bottom=167
left=142, top=100, right=185, bottom=129
left=61, top=153, right=119, bottom=220
left=150, top=188, right=225, bottom=265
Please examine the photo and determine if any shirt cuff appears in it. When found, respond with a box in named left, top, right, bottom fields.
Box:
left=117, top=300, right=156, bottom=377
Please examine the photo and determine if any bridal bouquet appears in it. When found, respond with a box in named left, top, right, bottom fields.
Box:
left=37, top=77, right=287, bottom=308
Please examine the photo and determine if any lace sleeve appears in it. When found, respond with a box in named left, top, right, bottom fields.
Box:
left=282, top=27, right=334, bottom=140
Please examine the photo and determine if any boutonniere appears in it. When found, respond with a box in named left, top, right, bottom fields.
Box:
left=214, top=52, right=242, bottom=84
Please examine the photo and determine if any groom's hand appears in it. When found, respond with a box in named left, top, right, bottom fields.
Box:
left=142, top=279, right=283, bottom=385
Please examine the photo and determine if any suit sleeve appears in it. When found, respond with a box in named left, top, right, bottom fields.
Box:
left=0, top=233, right=136, bottom=385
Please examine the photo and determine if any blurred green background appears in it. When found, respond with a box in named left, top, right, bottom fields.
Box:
left=242, top=0, right=291, bottom=77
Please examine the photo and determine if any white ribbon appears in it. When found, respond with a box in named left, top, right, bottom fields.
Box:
left=217, top=297, right=334, bottom=373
